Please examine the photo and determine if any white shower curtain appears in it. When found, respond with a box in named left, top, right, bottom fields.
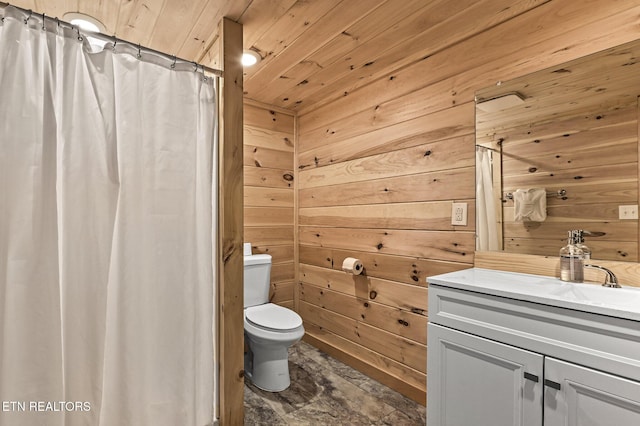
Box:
left=476, top=147, right=500, bottom=251
left=0, top=7, right=217, bottom=426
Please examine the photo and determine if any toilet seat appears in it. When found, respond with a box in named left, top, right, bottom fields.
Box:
left=245, top=303, right=302, bottom=331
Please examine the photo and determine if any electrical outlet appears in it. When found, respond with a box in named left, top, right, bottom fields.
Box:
left=619, top=205, right=638, bottom=220
left=451, top=202, right=468, bottom=226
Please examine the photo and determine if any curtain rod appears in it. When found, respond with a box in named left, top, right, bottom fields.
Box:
left=0, top=2, right=223, bottom=78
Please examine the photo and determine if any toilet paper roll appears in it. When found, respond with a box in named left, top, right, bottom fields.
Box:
left=342, top=257, right=363, bottom=275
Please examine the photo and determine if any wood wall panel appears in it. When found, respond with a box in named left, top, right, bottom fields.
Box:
left=244, top=186, right=294, bottom=207
left=299, top=301, right=426, bottom=373
left=299, top=168, right=475, bottom=208
left=299, top=135, right=475, bottom=189
left=244, top=102, right=295, bottom=307
left=299, top=264, right=428, bottom=314
left=244, top=166, right=294, bottom=189
left=298, top=106, right=475, bottom=170
left=300, top=283, right=428, bottom=344
left=244, top=207, right=293, bottom=226
left=244, top=145, right=294, bottom=170
left=299, top=201, right=475, bottom=231
left=294, top=0, right=640, bottom=407
left=244, top=126, right=294, bottom=152
left=299, top=246, right=469, bottom=286
left=299, top=227, right=474, bottom=263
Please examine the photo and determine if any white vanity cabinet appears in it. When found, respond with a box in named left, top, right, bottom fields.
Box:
left=426, top=268, right=640, bottom=426
left=428, top=324, right=543, bottom=426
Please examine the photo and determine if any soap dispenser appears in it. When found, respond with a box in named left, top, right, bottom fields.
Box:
left=560, top=230, right=584, bottom=282
left=574, top=230, right=591, bottom=261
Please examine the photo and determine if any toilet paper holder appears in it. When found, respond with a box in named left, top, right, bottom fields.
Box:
left=342, top=257, right=363, bottom=275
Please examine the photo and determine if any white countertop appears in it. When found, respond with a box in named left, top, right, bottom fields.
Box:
left=428, top=268, right=640, bottom=322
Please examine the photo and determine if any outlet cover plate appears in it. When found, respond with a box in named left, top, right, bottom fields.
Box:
left=619, top=205, right=638, bottom=220
left=451, top=202, right=468, bottom=226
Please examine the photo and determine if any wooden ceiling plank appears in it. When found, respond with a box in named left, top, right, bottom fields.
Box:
left=147, top=0, right=210, bottom=58
left=294, top=0, right=550, bottom=117
left=277, top=0, right=483, bottom=110
left=241, top=0, right=297, bottom=51
left=240, top=0, right=345, bottom=82
left=13, top=0, right=38, bottom=13
left=26, top=0, right=73, bottom=19
left=77, top=0, right=120, bottom=34
left=201, top=36, right=221, bottom=69
left=261, top=0, right=470, bottom=106
left=181, top=0, right=250, bottom=62
left=251, top=0, right=429, bottom=103
left=296, top=0, right=634, bottom=131
left=116, top=0, right=166, bottom=46
left=243, top=0, right=385, bottom=92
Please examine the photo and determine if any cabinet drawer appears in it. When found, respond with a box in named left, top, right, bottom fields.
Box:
left=428, top=284, right=640, bottom=382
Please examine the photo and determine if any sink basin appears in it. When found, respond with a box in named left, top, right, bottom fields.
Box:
left=428, top=268, right=640, bottom=321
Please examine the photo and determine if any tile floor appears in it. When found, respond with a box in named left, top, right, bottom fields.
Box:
left=244, top=341, right=426, bottom=425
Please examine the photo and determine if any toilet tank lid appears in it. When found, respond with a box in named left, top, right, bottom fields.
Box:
left=244, top=254, right=271, bottom=266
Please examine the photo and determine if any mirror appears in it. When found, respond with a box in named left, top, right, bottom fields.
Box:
left=475, top=39, right=640, bottom=262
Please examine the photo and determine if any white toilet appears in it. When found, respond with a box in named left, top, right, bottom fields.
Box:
left=243, top=243, right=304, bottom=392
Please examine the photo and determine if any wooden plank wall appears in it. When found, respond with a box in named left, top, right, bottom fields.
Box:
left=243, top=101, right=296, bottom=308
left=294, top=0, right=640, bottom=405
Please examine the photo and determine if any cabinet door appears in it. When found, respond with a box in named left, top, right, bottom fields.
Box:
left=544, top=357, right=640, bottom=425
left=427, top=323, right=543, bottom=426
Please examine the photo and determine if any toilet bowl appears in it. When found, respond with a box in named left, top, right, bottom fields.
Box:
left=243, top=243, right=304, bottom=391
left=244, top=303, right=304, bottom=391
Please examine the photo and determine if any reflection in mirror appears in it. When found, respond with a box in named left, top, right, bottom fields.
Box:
left=475, top=39, right=640, bottom=262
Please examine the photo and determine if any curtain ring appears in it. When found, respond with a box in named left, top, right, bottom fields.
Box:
left=171, top=55, right=177, bottom=69
left=137, top=43, right=142, bottom=59
left=201, top=64, right=207, bottom=82
left=76, top=27, right=83, bottom=42
left=24, top=9, right=32, bottom=25
left=193, top=62, right=198, bottom=72
left=112, top=38, right=117, bottom=52
left=41, top=13, right=46, bottom=31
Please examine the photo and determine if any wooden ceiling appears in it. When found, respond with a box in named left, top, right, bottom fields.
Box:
left=6, top=0, right=537, bottom=114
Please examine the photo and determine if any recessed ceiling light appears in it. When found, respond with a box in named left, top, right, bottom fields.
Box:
left=63, top=12, right=106, bottom=33
left=242, top=50, right=261, bottom=67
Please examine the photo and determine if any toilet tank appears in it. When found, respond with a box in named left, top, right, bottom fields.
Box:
left=244, top=254, right=272, bottom=308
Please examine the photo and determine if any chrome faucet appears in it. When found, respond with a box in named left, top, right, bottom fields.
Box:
left=584, top=264, right=621, bottom=288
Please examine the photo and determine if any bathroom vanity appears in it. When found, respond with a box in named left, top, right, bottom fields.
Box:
left=426, top=268, right=640, bottom=426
